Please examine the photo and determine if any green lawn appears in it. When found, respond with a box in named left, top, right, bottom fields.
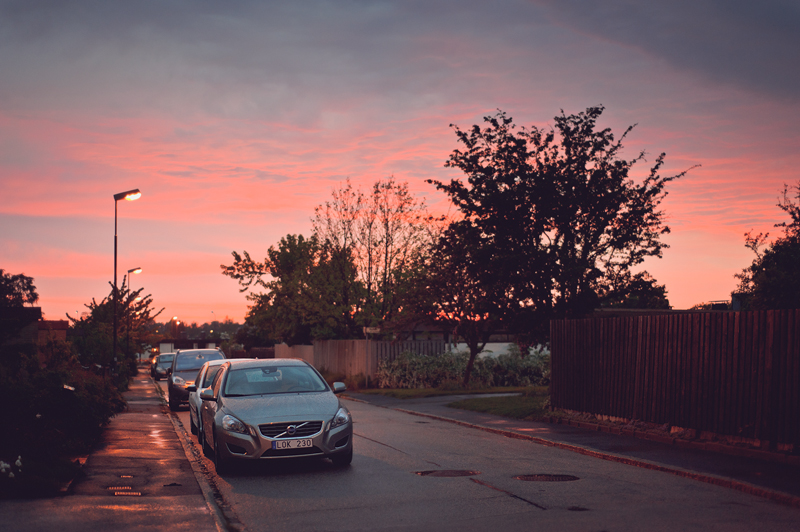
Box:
left=355, top=386, right=536, bottom=400
left=446, top=386, right=551, bottom=421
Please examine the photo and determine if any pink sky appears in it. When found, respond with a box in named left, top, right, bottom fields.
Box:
left=1, top=1, right=799, bottom=325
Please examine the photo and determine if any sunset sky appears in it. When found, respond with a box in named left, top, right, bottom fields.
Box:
left=2, top=1, right=799, bottom=325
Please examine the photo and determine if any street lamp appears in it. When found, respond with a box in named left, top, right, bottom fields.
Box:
left=112, top=188, right=141, bottom=380
left=126, top=267, right=142, bottom=362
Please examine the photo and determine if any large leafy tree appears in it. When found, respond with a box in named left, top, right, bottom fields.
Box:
left=222, top=234, right=362, bottom=345
left=734, top=182, right=800, bottom=310
left=430, top=107, right=688, bottom=343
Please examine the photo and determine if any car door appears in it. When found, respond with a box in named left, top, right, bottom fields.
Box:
left=190, top=364, right=207, bottom=424
left=201, top=364, right=226, bottom=449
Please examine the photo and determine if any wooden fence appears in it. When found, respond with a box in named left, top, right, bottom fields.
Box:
left=275, top=340, right=447, bottom=378
left=550, top=310, right=800, bottom=448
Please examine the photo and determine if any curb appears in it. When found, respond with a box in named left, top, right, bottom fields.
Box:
left=152, top=378, right=247, bottom=532
left=550, top=417, right=800, bottom=466
left=342, top=396, right=800, bottom=509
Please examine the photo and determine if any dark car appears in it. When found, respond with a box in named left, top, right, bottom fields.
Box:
left=168, top=349, right=225, bottom=410
left=199, top=358, right=353, bottom=474
left=151, top=353, right=176, bottom=381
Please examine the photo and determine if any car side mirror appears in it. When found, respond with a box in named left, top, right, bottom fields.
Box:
left=332, top=382, right=346, bottom=394
left=186, top=385, right=197, bottom=393
left=199, top=388, right=216, bottom=402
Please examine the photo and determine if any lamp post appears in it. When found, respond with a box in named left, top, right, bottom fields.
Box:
left=112, top=189, right=141, bottom=379
left=126, top=267, right=142, bottom=362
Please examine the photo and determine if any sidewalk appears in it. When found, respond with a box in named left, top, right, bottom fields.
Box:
left=0, top=374, right=223, bottom=532
left=344, top=391, right=800, bottom=508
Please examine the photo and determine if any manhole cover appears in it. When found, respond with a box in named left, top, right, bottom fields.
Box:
left=514, top=474, right=580, bottom=482
left=415, top=470, right=481, bottom=477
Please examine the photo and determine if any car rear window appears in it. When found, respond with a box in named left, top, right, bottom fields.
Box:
left=175, top=352, right=224, bottom=371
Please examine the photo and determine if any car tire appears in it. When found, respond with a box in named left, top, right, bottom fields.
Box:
left=190, top=414, right=197, bottom=435
left=331, top=446, right=353, bottom=467
left=213, top=428, right=230, bottom=475
left=168, top=394, right=179, bottom=411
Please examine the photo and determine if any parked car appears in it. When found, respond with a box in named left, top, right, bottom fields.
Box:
left=188, top=358, right=252, bottom=440
left=167, top=348, right=225, bottom=411
left=151, top=353, right=176, bottom=381
left=198, top=358, right=353, bottom=473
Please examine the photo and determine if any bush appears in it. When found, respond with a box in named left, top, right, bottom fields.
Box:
left=376, top=347, right=550, bottom=389
left=0, top=339, right=125, bottom=498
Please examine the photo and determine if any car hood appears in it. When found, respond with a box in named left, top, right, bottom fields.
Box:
left=222, top=392, right=340, bottom=424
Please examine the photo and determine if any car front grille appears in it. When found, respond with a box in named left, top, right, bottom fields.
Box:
left=259, top=421, right=323, bottom=439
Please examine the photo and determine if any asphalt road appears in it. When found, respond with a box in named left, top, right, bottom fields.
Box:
left=156, top=381, right=800, bottom=532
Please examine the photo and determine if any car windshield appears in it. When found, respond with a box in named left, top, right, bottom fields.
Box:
left=224, top=365, right=327, bottom=397
left=175, top=352, right=224, bottom=371
left=157, top=355, right=175, bottom=366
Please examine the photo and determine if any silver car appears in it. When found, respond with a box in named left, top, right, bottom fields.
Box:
left=199, top=359, right=353, bottom=473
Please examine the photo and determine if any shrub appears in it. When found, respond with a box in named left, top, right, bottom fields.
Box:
left=0, top=339, right=125, bottom=498
left=376, top=347, right=551, bottom=389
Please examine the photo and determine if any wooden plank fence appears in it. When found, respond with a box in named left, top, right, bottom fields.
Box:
left=550, top=310, right=800, bottom=448
left=274, top=340, right=448, bottom=379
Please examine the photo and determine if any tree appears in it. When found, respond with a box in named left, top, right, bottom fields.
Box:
left=0, top=270, right=39, bottom=308
left=598, top=270, right=670, bottom=309
left=222, top=234, right=361, bottom=345
left=313, top=177, right=432, bottom=328
left=734, top=182, right=800, bottom=310
left=224, top=177, right=434, bottom=344
left=405, top=221, right=502, bottom=387
left=430, top=107, right=688, bottom=343
left=68, top=275, right=163, bottom=380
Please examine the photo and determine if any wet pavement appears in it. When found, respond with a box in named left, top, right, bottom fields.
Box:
left=0, top=374, right=222, bottom=532
left=343, top=391, right=800, bottom=507
left=2, top=379, right=799, bottom=531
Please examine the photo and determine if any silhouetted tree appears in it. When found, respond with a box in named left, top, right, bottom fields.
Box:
left=430, top=106, right=689, bottom=344
left=734, top=182, right=800, bottom=310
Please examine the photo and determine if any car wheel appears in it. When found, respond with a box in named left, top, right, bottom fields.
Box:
left=168, top=395, right=179, bottom=411
left=331, top=446, right=353, bottom=467
left=213, top=428, right=230, bottom=474
left=190, top=414, right=197, bottom=435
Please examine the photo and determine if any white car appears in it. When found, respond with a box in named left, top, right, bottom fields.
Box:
left=188, top=359, right=251, bottom=440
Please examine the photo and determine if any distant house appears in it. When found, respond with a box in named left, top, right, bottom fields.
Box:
left=38, top=320, right=68, bottom=344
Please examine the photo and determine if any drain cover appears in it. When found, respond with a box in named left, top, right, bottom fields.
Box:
left=514, top=474, right=580, bottom=482
left=415, top=470, right=480, bottom=477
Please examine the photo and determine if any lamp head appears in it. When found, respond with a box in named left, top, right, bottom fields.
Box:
left=114, top=189, right=142, bottom=202
left=128, top=267, right=143, bottom=274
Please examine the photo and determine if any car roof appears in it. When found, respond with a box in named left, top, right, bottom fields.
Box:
left=203, top=357, right=249, bottom=368
left=176, top=348, right=221, bottom=355
left=223, top=358, right=309, bottom=370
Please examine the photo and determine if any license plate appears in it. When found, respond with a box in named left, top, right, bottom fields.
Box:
left=272, top=439, right=313, bottom=450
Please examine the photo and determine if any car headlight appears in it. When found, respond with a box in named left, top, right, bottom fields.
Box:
left=172, top=376, right=185, bottom=386
left=330, top=407, right=351, bottom=429
left=222, top=414, right=248, bottom=434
